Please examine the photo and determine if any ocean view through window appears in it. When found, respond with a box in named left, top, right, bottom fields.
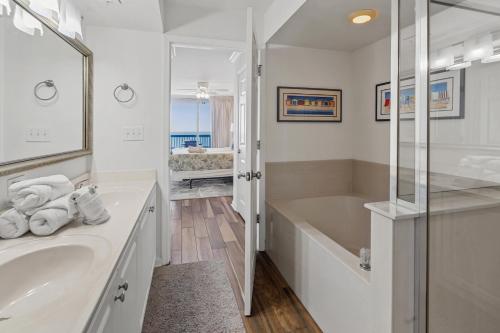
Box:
left=170, top=98, right=212, bottom=149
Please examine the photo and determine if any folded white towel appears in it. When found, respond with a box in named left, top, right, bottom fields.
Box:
left=29, top=194, right=77, bottom=236
left=0, top=208, right=29, bottom=239
left=71, top=186, right=110, bottom=225
left=9, top=175, right=74, bottom=213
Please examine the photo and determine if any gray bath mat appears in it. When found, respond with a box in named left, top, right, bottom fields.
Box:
left=142, top=261, right=245, bottom=333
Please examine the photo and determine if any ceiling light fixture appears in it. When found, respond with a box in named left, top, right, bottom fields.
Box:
left=349, top=9, right=378, bottom=24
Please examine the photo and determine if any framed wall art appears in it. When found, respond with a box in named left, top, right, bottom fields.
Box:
left=375, top=81, right=391, bottom=121
left=375, top=69, right=465, bottom=121
left=277, top=86, right=342, bottom=122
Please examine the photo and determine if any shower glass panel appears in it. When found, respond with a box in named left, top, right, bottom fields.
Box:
left=398, top=0, right=416, bottom=203
left=428, top=1, right=500, bottom=332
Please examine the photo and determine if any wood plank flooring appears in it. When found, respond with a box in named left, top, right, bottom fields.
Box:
left=170, top=197, right=322, bottom=333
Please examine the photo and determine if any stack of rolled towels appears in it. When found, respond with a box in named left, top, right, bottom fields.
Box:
left=0, top=175, right=110, bottom=239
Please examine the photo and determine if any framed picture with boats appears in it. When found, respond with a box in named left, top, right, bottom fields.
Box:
left=277, top=86, right=342, bottom=122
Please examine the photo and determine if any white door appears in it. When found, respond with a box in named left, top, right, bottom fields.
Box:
left=236, top=73, right=248, bottom=214
left=243, top=7, right=259, bottom=317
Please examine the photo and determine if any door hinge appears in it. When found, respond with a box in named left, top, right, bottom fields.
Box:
left=256, top=214, right=260, bottom=224
left=257, top=64, right=263, bottom=77
left=256, top=140, right=261, bottom=150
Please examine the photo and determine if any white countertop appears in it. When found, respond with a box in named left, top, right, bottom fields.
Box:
left=0, top=175, right=156, bottom=333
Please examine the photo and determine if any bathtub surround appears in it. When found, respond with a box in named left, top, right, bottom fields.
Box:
left=266, top=200, right=371, bottom=332
left=265, top=157, right=413, bottom=333
left=266, top=195, right=416, bottom=333
left=266, top=159, right=389, bottom=202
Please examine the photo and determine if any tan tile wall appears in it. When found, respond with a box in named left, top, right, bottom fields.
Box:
left=265, top=159, right=389, bottom=202
left=265, top=159, right=353, bottom=202
left=352, top=160, right=390, bottom=201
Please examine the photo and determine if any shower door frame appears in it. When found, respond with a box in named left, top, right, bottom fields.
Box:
left=390, top=0, right=429, bottom=331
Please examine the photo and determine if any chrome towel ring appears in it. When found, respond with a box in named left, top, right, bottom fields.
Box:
left=114, top=83, right=135, bottom=103
left=34, top=80, right=58, bottom=101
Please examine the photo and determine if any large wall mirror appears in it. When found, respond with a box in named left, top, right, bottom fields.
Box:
left=0, top=0, right=92, bottom=175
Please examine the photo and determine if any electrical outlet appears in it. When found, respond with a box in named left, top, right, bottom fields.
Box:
left=25, top=128, right=50, bottom=142
left=122, top=126, right=144, bottom=141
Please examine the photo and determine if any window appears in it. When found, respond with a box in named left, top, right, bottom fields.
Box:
left=170, top=98, right=212, bottom=148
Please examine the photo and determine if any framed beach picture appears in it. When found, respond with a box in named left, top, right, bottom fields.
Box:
left=375, top=82, right=391, bottom=121
left=277, top=86, right=342, bottom=122
left=375, top=69, right=465, bottom=121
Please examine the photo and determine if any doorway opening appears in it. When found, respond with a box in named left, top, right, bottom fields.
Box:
left=167, top=42, right=250, bottom=321
left=169, top=45, right=243, bottom=203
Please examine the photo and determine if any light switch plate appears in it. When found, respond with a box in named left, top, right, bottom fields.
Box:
left=25, top=128, right=51, bottom=142
left=122, top=126, right=144, bottom=141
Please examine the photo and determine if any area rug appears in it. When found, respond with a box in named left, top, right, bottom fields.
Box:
left=170, top=178, right=233, bottom=200
left=142, top=261, right=245, bottom=333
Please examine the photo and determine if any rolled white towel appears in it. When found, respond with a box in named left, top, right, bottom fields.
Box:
left=71, top=186, right=110, bottom=225
left=9, top=175, right=74, bottom=213
left=0, top=208, right=29, bottom=239
left=29, top=194, right=77, bottom=236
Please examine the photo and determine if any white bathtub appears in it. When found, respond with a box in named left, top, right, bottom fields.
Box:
left=266, top=195, right=372, bottom=333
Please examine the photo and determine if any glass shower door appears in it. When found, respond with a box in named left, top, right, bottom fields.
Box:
left=427, top=1, right=500, bottom=332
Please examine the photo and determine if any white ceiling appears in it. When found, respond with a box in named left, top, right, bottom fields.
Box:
left=163, top=0, right=273, bottom=11
left=171, top=46, right=237, bottom=97
left=270, top=0, right=391, bottom=52
left=161, top=0, right=273, bottom=33
left=74, top=0, right=163, bottom=32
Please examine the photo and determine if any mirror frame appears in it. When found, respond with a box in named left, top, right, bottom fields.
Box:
left=0, top=0, right=93, bottom=176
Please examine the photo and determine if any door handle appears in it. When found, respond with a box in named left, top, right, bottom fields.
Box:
left=251, top=171, right=262, bottom=180
left=114, top=291, right=125, bottom=303
left=238, top=171, right=261, bottom=181
left=237, top=172, right=251, bottom=181
left=118, top=281, right=128, bottom=291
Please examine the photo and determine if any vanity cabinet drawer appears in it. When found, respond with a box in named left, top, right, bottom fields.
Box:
left=87, top=240, right=138, bottom=333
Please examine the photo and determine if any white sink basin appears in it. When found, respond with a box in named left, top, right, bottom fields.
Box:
left=0, top=235, right=111, bottom=330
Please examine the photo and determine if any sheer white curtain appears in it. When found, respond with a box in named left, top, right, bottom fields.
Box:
left=210, top=96, right=234, bottom=148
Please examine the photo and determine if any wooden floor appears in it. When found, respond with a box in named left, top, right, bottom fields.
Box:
left=170, top=197, right=322, bottom=333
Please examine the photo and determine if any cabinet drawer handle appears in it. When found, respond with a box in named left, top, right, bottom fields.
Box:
left=118, top=281, right=128, bottom=291
left=114, top=291, right=125, bottom=303
left=148, top=206, right=155, bottom=213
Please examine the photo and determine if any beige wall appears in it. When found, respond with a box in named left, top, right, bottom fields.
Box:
left=265, top=45, right=355, bottom=163
left=266, top=159, right=389, bottom=202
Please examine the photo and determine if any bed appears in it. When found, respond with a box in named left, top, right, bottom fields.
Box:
left=169, top=148, right=234, bottom=188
